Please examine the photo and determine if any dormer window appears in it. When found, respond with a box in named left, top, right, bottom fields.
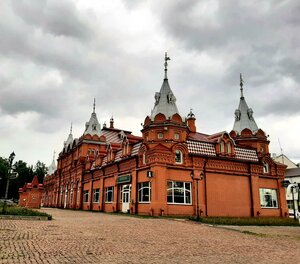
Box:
left=263, top=162, right=269, bottom=173
left=175, top=150, right=183, bottom=164
left=158, top=133, right=163, bottom=139
left=220, top=142, right=225, bottom=153
left=227, top=142, right=232, bottom=154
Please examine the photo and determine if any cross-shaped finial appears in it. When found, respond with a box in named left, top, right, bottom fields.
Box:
left=93, top=98, right=96, bottom=113
left=164, top=52, right=171, bottom=79
left=240, top=73, right=244, bottom=98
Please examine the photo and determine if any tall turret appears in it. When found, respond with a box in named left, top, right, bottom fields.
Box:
left=142, top=53, right=188, bottom=143
left=83, top=98, right=102, bottom=137
left=230, top=74, right=269, bottom=155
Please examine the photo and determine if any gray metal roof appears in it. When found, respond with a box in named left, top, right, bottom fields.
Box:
left=232, top=77, right=259, bottom=134
left=84, top=112, right=102, bottom=136
left=285, top=167, right=300, bottom=177
left=83, top=100, right=102, bottom=137
left=150, top=78, right=180, bottom=120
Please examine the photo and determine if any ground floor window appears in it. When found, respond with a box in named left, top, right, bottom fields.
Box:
left=287, top=200, right=295, bottom=209
left=83, top=190, right=89, bottom=203
left=93, top=188, right=100, bottom=203
left=138, top=182, right=151, bottom=203
left=167, top=181, right=191, bottom=204
left=105, top=187, right=114, bottom=203
left=259, top=188, right=278, bottom=208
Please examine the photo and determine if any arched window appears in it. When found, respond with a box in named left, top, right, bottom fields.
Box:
left=263, top=162, right=269, bottom=173
left=142, top=151, right=146, bottom=165
left=227, top=142, right=231, bottom=154
left=220, top=141, right=225, bottom=153
left=175, top=150, right=183, bottom=164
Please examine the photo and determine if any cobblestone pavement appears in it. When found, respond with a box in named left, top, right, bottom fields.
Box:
left=0, top=209, right=300, bottom=264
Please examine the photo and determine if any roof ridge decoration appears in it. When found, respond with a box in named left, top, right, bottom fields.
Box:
left=233, top=74, right=259, bottom=134
left=48, top=150, right=57, bottom=175
left=150, top=52, right=181, bottom=121
left=84, top=98, right=102, bottom=137
left=64, top=123, right=73, bottom=147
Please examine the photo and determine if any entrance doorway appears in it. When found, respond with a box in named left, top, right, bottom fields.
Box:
left=121, top=184, right=131, bottom=213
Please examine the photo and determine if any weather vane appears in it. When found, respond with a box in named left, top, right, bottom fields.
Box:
left=240, top=73, right=244, bottom=98
left=164, top=52, right=171, bottom=79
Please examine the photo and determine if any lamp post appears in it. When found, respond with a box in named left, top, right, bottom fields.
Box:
left=2, top=152, right=16, bottom=214
left=190, top=171, right=204, bottom=220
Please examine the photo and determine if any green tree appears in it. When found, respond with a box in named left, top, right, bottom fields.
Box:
left=0, top=157, right=9, bottom=198
left=34, top=161, right=48, bottom=184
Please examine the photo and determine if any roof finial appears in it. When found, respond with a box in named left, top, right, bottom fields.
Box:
left=240, top=73, right=244, bottom=98
left=164, top=52, right=171, bottom=80
left=53, top=150, right=56, bottom=161
left=70, top=122, right=73, bottom=134
left=93, top=98, right=96, bottom=113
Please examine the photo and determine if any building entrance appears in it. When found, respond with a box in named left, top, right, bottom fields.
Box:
left=121, top=184, right=131, bottom=213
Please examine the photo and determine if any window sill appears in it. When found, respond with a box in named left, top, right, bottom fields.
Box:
left=167, top=203, right=192, bottom=206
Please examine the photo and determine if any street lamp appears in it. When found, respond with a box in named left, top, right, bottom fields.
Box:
left=190, top=171, right=204, bottom=220
left=2, top=152, right=17, bottom=214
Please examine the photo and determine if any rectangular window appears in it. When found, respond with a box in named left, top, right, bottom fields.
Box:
left=167, top=181, right=192, bottom=204
left=83, top=190, right=89, bottom=203
left=138, top=182, right=151, bottom=203
left=105, top=186, right=114, bottom=203
left=260, top=188, right=278, bottom=208
left=287, top=200, right=294, bottom=209
left=174, top=133, right=179, bottom=140
left=93, top=188, right=100, bottom=203
left=157, top=132, right=163, bottom=139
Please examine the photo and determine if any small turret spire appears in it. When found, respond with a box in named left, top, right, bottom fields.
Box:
left=240, top=73, right=244, bottom=98
left=164, top=52, right=171, bottom=80
left=53, top=150, right=56, bottom=161
left=93, top=98, right=96, bottom=113
left=70, top=122, right=73, bottom=134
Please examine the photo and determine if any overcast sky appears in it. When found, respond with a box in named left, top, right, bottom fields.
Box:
left=0, top=0, right=299, bottom=167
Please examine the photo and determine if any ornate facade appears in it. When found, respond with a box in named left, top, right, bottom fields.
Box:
left=42, top=54, right=288, bottom=217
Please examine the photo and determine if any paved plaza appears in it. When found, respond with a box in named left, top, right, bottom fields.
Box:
left=0, top=209, right=300, bottom=263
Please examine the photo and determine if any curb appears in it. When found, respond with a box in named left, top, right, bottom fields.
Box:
left=0, top=215, right=50, bottom=221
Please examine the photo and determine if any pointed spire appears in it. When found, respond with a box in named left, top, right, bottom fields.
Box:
left=64, top=123, right=74, bottom=147
left=150, top=52, right=180, bottom=121
left=233, top=74, right=258, bottom=134
left=240, top=73, right=244, bottom=98
left=83, top=99, right=102, bottom=136
left=70, top=122, right=73, bottom=134
left=48, top=150, right=57, bottom=175
left=164, top=52, right=171, bottom=80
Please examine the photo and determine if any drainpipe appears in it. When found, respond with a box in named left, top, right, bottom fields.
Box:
left=203, top=158, right=208, bottom=217
left=248, top=162, right=254, bottom=217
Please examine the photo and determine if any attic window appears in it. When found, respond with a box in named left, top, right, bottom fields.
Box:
left=175, top=150, right=183, bottom=164
left=227, top=142, right=232, bottom=154
left=220, top=142, right=225, bottom=153
left=263, top=162, right=269, bottom=174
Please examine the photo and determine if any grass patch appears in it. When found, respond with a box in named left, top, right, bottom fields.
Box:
left=190, top=216, right=300, bottom=226
left=0, top=204, right=52, bottom=220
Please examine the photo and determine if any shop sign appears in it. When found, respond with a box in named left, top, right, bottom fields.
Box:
left=117, top=175, right=131, bottom=184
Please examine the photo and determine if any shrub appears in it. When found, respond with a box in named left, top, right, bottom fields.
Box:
left=189, top=216, right=299, bottom=226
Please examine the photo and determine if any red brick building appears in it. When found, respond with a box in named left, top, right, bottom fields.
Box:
left=42, top=54, right=288, bottom=217
left=19, top=176, right=44, bottom=209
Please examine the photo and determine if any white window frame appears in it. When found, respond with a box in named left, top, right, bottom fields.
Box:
left=105, top=186, right=114, bottom=203
left=157, top=132, right=163, bottom=139
left=174, top=133, right=179, bottom=140
left=175, top=150, right=183, bottom=164
left=227, top=142, right=231, bottom=154
left=93, top=188, right=100, bottom=203
left=83, top=190, right=89, bottom=203
left=259, top=188, right=278, bottom=208
left=138, top=182, right=151, bottom=203
left=167, top=181, right=192, bottom=205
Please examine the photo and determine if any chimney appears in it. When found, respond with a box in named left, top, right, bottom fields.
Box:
left=110, top=117, right=114, bottom=128
left=187, top=109, right=196, bottom=133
